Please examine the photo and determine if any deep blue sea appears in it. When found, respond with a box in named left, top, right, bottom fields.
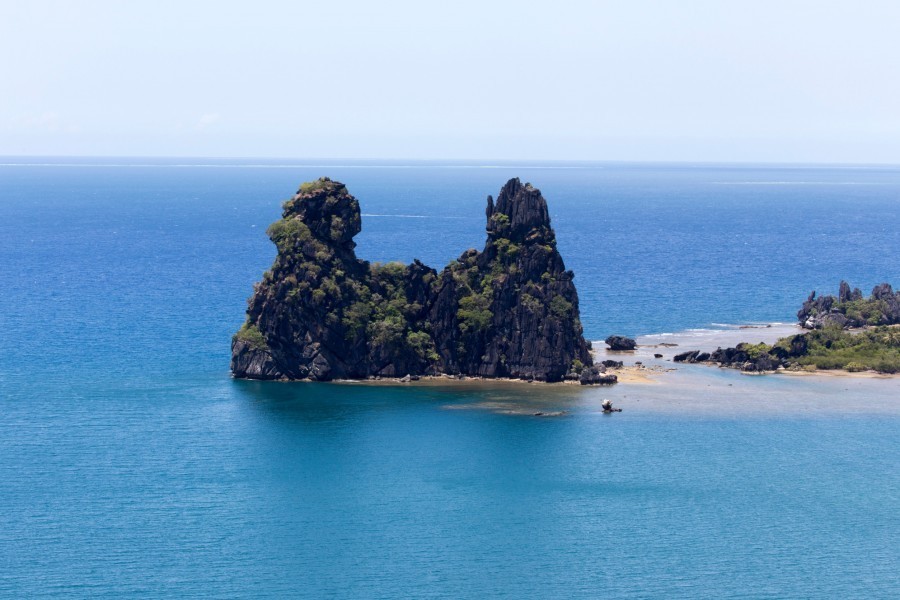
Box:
left=1, top=158, right=899, bottom=597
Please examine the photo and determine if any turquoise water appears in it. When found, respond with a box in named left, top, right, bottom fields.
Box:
left=2, top=159, right=899, bottom=597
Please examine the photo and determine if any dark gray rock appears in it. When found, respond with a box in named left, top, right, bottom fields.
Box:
left=739, top=355, right=781, bottom=372
left=872, top=282, right=894, bottom=300
left=605, top=336, right=636, bottom=351
left=579, top=365, right=617, bottom=385
left=230, top=339, right=281, bottom=380
left=673, top=350, right=710, bottom=363
left=427, top=179, right=593, bottom=381
left=674, top=350, right=699, bottom=362
left=839, top=280, right=852, bottom=302
left=706, top=343, right=787, bottom=372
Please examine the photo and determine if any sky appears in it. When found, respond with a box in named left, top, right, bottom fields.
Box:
left=2, top=0, right=899, bottom=163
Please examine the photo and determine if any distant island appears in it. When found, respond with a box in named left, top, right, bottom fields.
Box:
left=675, top=282, right=900, bottom=374
left=232, top=178, right=612, bottom=384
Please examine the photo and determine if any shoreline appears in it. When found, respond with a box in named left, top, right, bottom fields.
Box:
left=623, top=322, right=900, bottom=381
left=235, top=322, right=900, bottom=389
left=231, top=322, right=900, bottom=417
left=329, top=363, right=669, bottom=387
left=235, top=321, right=898, bottom=388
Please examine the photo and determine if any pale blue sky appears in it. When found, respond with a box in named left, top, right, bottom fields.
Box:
left=2, top=0, right=899, bottom=162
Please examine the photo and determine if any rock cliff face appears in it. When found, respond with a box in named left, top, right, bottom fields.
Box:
left=232, top=177, right=595, bottom=382
left=798, top=280, right=900, bottom=329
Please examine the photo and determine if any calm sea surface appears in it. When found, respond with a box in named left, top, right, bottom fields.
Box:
left=1, top=158, right=898, bottom=597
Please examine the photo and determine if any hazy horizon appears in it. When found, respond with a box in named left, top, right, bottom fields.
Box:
left=3, top=1, right=900, bottom=163
left=4, top=156, right=900, bottom=168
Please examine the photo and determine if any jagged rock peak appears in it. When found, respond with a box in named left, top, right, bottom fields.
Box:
left=838, top=280, right=863, bottom=303
left=872, top=282, right=895, bottom=300
left=486, top=178, right=553, bottom=244
left=798, top=280, right=900, bottom=329
left=280, top=177, right=361, bottom=247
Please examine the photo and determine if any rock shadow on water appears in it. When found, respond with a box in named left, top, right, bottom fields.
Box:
left=230, top=378, right=436, bottom=424
left=231, top=376, right=588, bottom=421
left=435, top=382, right=599, bottom=416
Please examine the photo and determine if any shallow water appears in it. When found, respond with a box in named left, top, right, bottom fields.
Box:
left=1, top=159, right=898, bottom=597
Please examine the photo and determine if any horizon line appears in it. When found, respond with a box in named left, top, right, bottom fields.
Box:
left=1, top=154, right=900, bottom=169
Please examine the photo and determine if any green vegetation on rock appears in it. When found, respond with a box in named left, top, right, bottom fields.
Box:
left=550, top=296, right=573, bottom=319
left=266, top=218, right=315, bottom=252
left=233, top=322, right=268, bottom=351
left=793, top=326, right=900, bottom=373
left=407, top=330, right=440, bottom=362
left=835, top=298, right=892, bottom=326
left=457, top=294, right=493, bottom=333
left=717, top=326, right=900, bottom=374
left=299, top=178, right=332, bottom=194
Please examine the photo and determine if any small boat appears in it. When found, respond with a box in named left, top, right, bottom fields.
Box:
left=601, top=399, right=622, bottom=413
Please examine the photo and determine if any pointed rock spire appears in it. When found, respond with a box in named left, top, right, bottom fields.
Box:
left=486, top=178, right=552, bottom=243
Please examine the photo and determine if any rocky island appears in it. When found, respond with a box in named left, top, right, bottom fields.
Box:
left=674, top=281, right=900, bottom=374
left=232, top=177, right=608, bottom=384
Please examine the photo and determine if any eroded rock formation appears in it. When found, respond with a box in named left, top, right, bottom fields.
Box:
left=798, top=281, right=900, bottom=329
left=232, top=177, right=596, bottom=382
left=605, top=336, right=636, bottom=351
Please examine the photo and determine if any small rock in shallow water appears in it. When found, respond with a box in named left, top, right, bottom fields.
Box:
left=674, top=350, right=710, bottom=363
left=580, top=365, right=618, bottom=385
left=605, top=335, right=637, bottom=351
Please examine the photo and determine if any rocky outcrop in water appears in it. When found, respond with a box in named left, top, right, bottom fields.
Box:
left=605, top=336, right=636, bottom=351
left=232, top=177, right=596, bottom=383
left=707, top=345, right=785, bottom=372
left=578, top=365, right=617, bottom=385
left=673, top=341, right=801, bottom=372
left=798, top=281, right=900, bottom=329
left=673, top=350, right=710, bottom=363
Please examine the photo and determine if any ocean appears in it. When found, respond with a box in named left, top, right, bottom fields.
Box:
left=1, top=158, right=898, bottom=597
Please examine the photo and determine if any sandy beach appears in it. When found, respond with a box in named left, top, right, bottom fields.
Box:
left=412, top=323, right=898, bottom=417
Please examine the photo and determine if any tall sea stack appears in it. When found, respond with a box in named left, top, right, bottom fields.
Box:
left=231, top=177, right=594, bottom=382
